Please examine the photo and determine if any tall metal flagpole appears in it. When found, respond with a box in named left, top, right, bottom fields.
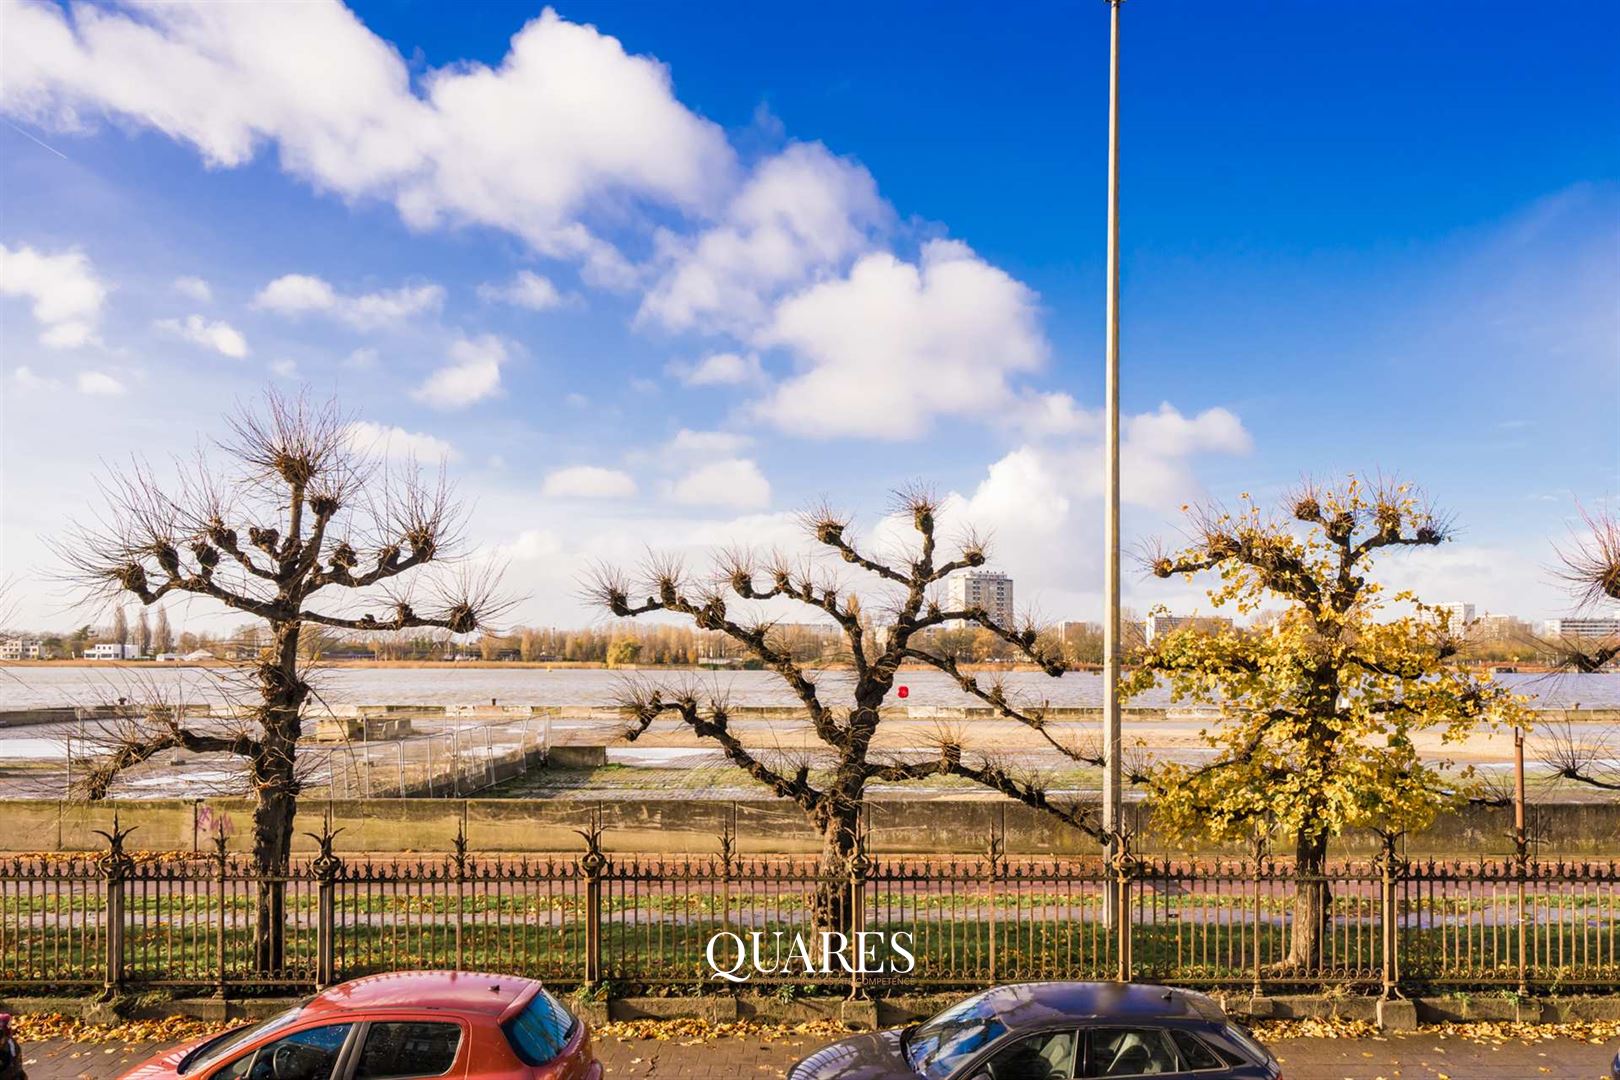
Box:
left=1101, top=0, right=1124, bottom=926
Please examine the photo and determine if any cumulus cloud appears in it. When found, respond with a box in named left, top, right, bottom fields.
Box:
left=254, top=273, right=442, bottom=329
left=11, top=366, right=60, bottom=390
left=541, top=465, right=637, bottom=499
left=173, top=275, right=212, bottom=302
left=669, top=351, right=764, bottom=387
left=412, top=334, right=507, bottom=409
left=639, top=142, right=888, bottom=334
left=669, top=458, right=771, bottom=509
left=156, top=314, right=249, bottom=358
left=343, top=420, right=457, bottom=461
left=924, top=404, right=1253, bottom=615
left=75, top=370, right=125, bottom=395
left=478, top=270, right=566, bottom=310
left=668, top=429, right=752, bottom=456
left=2, top=3, right=735, bottom=282
left=751, top=239, right=1046, bottom=439
left=0, top=242, right=106, bottom=347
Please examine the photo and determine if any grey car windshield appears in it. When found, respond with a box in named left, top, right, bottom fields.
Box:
left=905, top=991, right=1010, bottom=1080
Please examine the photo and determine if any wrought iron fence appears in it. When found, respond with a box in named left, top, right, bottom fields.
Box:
left=2, top=815, right=1616, bottom=996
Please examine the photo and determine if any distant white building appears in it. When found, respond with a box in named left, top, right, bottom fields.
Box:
left=946, top=571, right=1015, bottom=626
left=0, top=638, right=42, bottom=660
left=1542, top=618, right=1620, bottom=639
left=1436, top=602, right=1476, bottom=627
left=85, top=642, right=142, bottom=660
left=1145, top=613, right=1233, bottom=646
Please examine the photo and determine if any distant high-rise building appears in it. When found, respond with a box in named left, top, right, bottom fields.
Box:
left=1542, top=618, right=1620, bottom=639
left=1436, top=602, right=1476, bottom=627
left=946, top=571, right=1015, bottom=626
left=1144, top=613, right=1233, bottom=646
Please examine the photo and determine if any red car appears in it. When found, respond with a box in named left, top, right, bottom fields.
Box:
left=118, top=972, right=599, bottom=1080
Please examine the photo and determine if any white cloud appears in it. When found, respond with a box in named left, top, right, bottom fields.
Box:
left=343, top=420, right=457, bottom=461
left=254, top=273, right=442, bottom=329
left=12, top=366, right=61, bottom=390
left=751, top=239, right=1047, bottom=439
left=270, top=358, right=299, bottom=378
left=668, top=429, right=752, bottom=456
left=2, top=4, right=735, bottom=280
left=670, top=351, right=764, bottom=387
left=639, top=142, right=888, bottom=334
left=173, top=275, right=212, bottom=302
left=75, top=370, right=125, bottom=395
left=478, top=270, right=566, bottom=311
left=923, top=404, right=1253, bottom=617
left=412, top=334, right=507, bottom=409
left=0, top=242, right=106, bottom=347
left=541, top=465, right=637, bottom=499
left=156, top=314, right=249, bottom=358
left=344, top=347, right=379, bottom=369
left=669, top=458, right=771, bottom=509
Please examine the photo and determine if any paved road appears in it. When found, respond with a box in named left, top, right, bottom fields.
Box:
left=21, top=1032, right=1619, bottom=1080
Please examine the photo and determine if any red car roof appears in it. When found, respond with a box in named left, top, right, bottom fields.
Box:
left=301, top=971, right=543, bottom=1019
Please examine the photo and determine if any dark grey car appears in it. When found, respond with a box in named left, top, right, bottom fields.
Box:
left=788, top=983, right=1280, bottom=1080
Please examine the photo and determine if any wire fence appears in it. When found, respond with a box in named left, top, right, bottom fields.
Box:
left=4, top=814, right=1617, bottom=998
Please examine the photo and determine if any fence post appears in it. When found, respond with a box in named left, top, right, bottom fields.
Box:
left=986, top=826, right=1005, bottom=985
left=848, top=842, right=869, bottom=999
left=304, top=813, right=344, bottom=989
left=213, top=828, right=229, bottom=998
left=1250, top=832, right=1267, bottom=998
left=1378, top=831, right=1401, bottom=999
left=94, top=813, right=136, bottom=995
left=452, top=825, right=469, bottom=971
left=1112, top=829, right=1133, bottom=983
left=576, top=812, right=607, bottom=987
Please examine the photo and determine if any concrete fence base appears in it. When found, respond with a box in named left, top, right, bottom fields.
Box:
left=8, top=991, right=1620, bottom=1034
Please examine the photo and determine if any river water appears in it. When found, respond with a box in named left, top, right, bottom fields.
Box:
left=3, top=665, right=1616, bottom=710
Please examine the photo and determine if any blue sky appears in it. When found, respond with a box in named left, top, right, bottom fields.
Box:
left=1, top=0, right=1616, bottom=632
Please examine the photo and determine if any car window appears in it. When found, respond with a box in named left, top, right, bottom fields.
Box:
left=1084, top=1027, right=1179, bottom=1077
left=356, top=1022, right=462, bottom=1079
left=502, top=990, right=576, bottom=1066
left=1220, top=1022, right=1270, bottom=1066
left=212, top=1023, right=352, bottom=1080
left=978, top=1029, right=1079, bottom=1080
left=1167, top=1030, right=1224, bottom=1071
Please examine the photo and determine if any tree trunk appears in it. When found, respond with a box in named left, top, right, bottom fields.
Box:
left=1288, top=831, right=1333, bottom=970
left=250, top=621, right=308, bottom=975
left=811, top=803, right=862, bottom=937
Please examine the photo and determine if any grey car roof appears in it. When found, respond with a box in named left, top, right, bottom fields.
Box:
left=976, top=982, right=1227, bottom=1027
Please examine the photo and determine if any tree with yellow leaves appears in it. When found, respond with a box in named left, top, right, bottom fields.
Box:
left=1127, top=476, right=1522, bottom=971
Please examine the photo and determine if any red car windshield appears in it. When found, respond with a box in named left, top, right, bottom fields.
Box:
left=178, top=1004, right=307, bottom=1075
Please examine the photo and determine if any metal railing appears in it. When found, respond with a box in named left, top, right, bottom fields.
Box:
left=2, top=816, right=1616, bottom=996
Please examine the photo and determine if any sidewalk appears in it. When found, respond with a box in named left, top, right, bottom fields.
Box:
left=18, top=1031, right=1619, bottom=1080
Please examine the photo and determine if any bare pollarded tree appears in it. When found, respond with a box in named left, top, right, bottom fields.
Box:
left=58, top=388, right=507, bottom=971
left=589, top=487, right=1105, bottom=933
left=1539, top=508, right=1620, bottom=791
